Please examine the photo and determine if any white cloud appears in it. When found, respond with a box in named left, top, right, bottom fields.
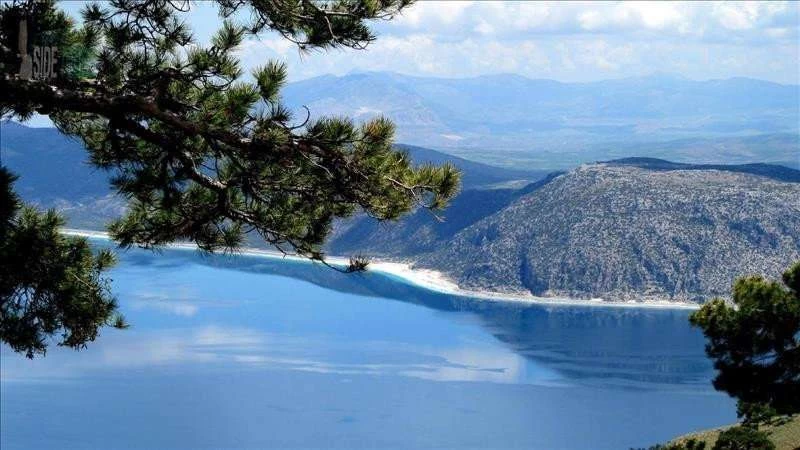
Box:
left=56, top=1, right=798, bottom=83
left=474, top=20, right=495, bottom=36
left=577, top=2, right=688, bottom=32
left=394, top=1, right=472, bottom=28
left=230, top=1, right=798, bottom=84
left=711, top=2, right=791, bottom=31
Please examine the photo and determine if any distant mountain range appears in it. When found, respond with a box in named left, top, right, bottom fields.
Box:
left=282, top=72, right=799, bottom=169
left=0, top=121, right=542, bottom=194
left=330, top=159, right=800, bottom=302
left=0, top=121, right=109, bottom=202
left=3, top=121, right=799, bottom=303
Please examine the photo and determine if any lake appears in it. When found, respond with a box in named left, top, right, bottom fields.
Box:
left=1, top=242, right=736, bottom=449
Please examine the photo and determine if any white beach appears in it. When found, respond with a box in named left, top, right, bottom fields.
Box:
left=61, top=228, right=700, bottom=310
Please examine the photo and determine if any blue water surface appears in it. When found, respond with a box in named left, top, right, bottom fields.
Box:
left=1, top=242, right=736, bottom=449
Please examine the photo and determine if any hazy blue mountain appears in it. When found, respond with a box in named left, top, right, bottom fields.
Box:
left=0, top=121, right=537, bottom=227
left=282, top=72, right=799, bottom=169
left=0, top=121, right=124, bottom=229
left=602, top=157, right=800, bottom=182
left=589, top=134, right=800, bottom=170
left=395, top=144, right=545, bottom=188
left=0, top=120, right=111, bottom=202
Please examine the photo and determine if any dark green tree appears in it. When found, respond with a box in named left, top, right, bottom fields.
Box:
left=0, top=168, right=127, bottom=358
left=0, top=0, right=460, bottom=356
left=711, top=426, right=774, bottom=450
left=690, top=262, right=800, bottom=421
left=640, top=438, right=706, bottom=450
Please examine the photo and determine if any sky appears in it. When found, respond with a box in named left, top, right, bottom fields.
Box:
left=237, top=1, right=799, bottom=84
left=54, top=1, right=800, bottom=85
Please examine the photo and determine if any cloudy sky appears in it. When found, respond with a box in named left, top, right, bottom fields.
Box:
left=227, top=1, right=800, bottom=84
left=57, top=1, right=800, bottom=84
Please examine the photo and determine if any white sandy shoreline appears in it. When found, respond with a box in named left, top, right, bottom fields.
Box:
left=61, top=228, right=699, bottom=310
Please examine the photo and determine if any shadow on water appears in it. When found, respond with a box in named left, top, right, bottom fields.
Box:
left=109, top=240, right=715, bottom=390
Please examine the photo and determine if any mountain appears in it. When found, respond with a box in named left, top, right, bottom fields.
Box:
left=0, top=121, right=123, bottom=228
left=415, top=163, right=800, bottom=302
left=601, top=157, right=800, bottom=182
left=282, top=72, right=799, bottom=169
left=0, top=120, right=111, bottom=202
left=591, top=134, right=800, bottom=170
left=395, top=144, right=544, bottom=188
left=328, top=172, right=562, bottom=256
left=0, top=121, right=538, bottom=226
left=5, top=121, right=798, bottom=303
left=330, top=159, right=800, bottom=303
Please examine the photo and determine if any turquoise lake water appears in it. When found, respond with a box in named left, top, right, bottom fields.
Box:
left=1, top=243, right=737, bottom=449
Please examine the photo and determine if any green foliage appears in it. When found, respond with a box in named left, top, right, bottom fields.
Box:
left=0, top=0, right=459, bottom=356
left=640, top=438, right=707, bottom=450
left=712, top=426, right=774, bottom=450
left=0, top=0, right=93, bottom=119
left=216, top=0, right=414, bottom=50
left=0, top=168, right=126, bottom=358
left=737, top=404, right=780, bottom=427
left=690, top=262, right=800, bottom=420
left=1, top=0, right=458, bottom=266
left=683, top=440, right=707, bottom=450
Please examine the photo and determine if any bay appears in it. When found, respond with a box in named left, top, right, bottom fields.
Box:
left=1, top=243, right=736, bottom=449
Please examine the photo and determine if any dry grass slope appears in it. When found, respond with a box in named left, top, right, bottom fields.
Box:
left=672, top=415, right=800, bottom=450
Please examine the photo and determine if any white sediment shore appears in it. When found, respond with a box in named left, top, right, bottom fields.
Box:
left=61, top=228, right=699, bottom=310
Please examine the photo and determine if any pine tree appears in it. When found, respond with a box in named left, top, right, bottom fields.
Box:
left=690, top=262, right=800, bottom=421
left=0, top=168, right=127, bottom=358
left=0, top=0, right=460, bottom=357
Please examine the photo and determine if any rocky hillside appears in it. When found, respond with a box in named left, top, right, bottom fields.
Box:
left=5, top=122, right=798, bottom=302
left=415, top=164, right=800, bottom=302
left=328, top=172, right=562, bottom=256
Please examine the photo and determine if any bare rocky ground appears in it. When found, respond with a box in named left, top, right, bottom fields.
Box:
left=417, top=164, right=800, bottom=302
